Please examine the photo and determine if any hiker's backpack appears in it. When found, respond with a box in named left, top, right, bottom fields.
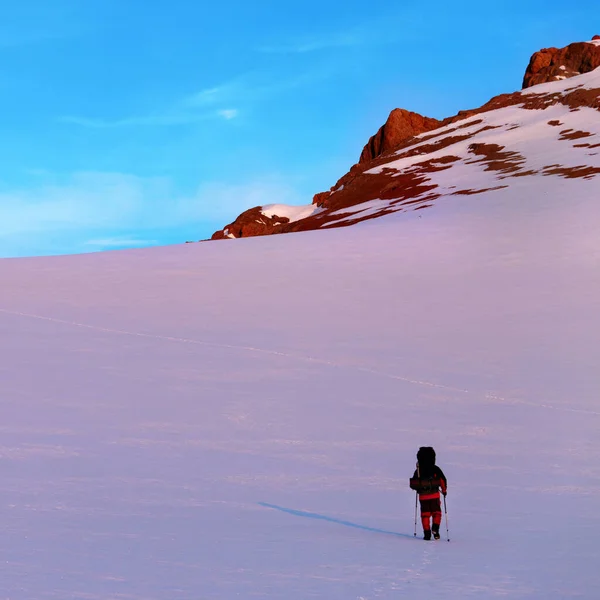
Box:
left=410, top=446, right=438, bottom=493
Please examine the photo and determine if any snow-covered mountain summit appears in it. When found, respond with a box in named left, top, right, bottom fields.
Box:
left=212, top=38, right=600, bottom=240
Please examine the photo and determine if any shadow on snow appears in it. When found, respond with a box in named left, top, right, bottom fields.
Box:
left=259, top=502, right=414, bottom=539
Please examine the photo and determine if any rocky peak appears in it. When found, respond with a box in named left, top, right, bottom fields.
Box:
left=358, top=108, right=441, bottom=164
left=522, top=38, right=600, bottom=88
left=210, top=38, right=600, bottom=242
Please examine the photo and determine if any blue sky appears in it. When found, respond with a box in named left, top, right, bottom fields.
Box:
left=0, top=0, right=596, bottom=256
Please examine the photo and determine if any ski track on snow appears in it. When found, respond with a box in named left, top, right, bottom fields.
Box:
left=2, top=307, right=599, bottom=418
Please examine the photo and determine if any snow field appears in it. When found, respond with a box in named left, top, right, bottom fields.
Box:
left=1, top=190, right=599, bottom=598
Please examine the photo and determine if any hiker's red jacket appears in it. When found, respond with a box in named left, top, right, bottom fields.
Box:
left=409, top=466, right=447, bottom=500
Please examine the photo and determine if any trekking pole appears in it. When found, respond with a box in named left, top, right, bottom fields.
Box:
left=414, top=461, right=420, bottom=537
left=413, top=492, right=418, bottom=537
left=443, top=494, right=450, bottom=542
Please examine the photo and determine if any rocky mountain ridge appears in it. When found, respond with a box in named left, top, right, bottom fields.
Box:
left=211, top=38, right=600, bottom=240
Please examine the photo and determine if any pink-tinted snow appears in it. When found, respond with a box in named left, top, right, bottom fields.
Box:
left=1, top=187, right=599, bottom=598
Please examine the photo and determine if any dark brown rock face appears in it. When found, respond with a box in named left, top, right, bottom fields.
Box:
left=522, top=40, right=600, bottom=88
left=211, top=207, right=289, bottom=240
left=358, top=109, right=442, bottom=164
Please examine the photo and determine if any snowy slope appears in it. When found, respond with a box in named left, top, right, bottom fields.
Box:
left=324, top=69, right=600, bottom=224
left=261, top=203, right=322, bottom=222
left=1, top=185, right=600, bottom=598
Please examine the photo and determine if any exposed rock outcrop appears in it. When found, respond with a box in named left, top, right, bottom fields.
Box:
left=522, top=39, right=600, bottom=88
left=211, top=207, right=289, bottom=240
left=358, top=109, right=442, bottom=164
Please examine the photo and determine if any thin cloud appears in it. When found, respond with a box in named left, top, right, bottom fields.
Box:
left=0, top=172, right=152, bottom=234
left=257, top=11, right=415, bottom=55
left=218, top=109, right=239, bottom=120
left=259, top=31, right=365, bottom=54
left=60, top=80, right=243, bottom=128
left=0, top=170, right=303, bottom=255
left=61, top=71, right=318, bottom=128
left=183, top=84, right=236, bottom=108
left=60, top=111, right=216, bottom=129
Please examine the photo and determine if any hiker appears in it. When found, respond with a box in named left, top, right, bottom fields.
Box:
left=410, top=447, right=447, bottom=540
